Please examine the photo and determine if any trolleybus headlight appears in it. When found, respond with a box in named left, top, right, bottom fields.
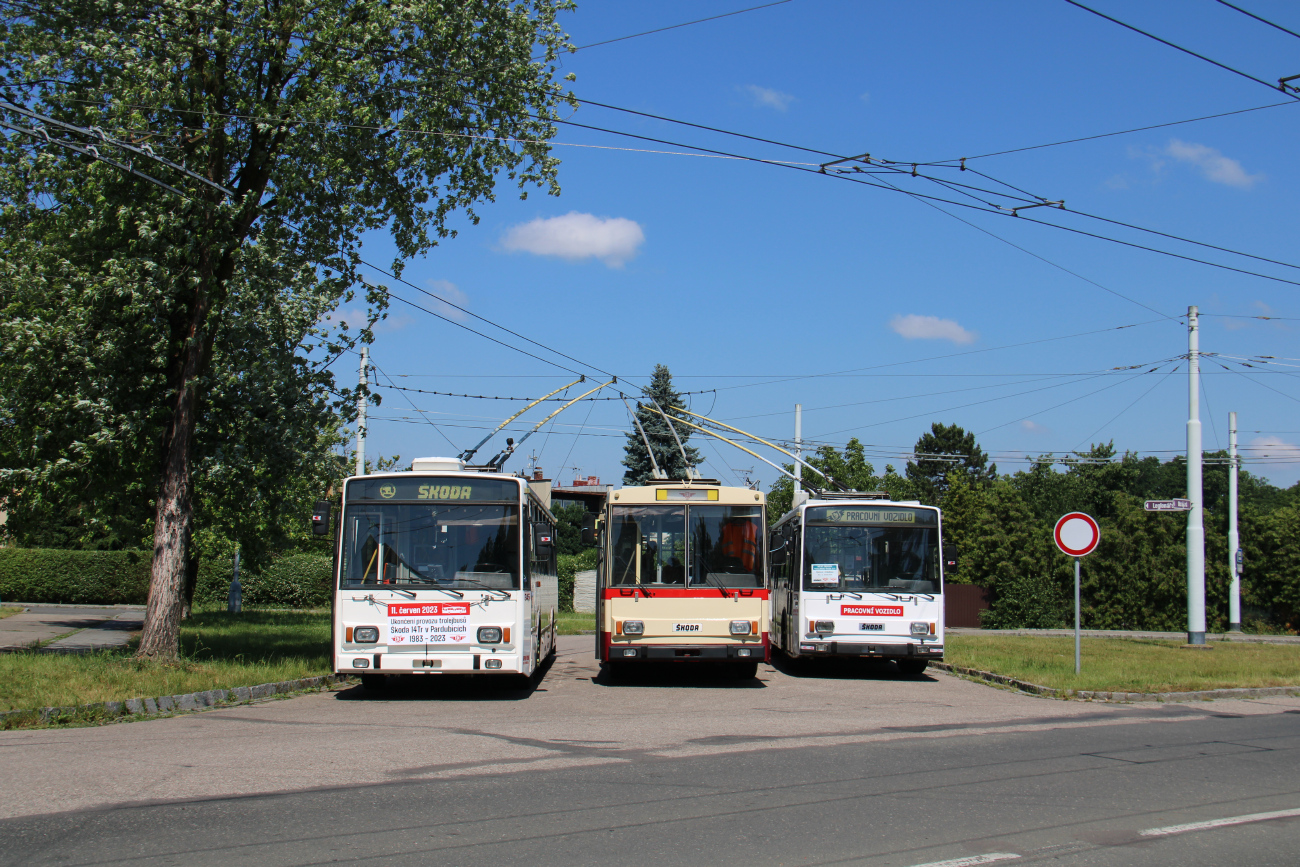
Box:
left=484, top=659, right=503, bottom=669
left=352, top=658, right=370, bottom=668
left=813, top=620, right=834, bottom=635
left=729, top=620, right=752, bottom=635
left=910, top=621, right=930, bottom=636
left=353, top=626, right=380, bottom=643
left=477, top=626, right=502, bottom=644
left=622, top=620, right=644, bottom=636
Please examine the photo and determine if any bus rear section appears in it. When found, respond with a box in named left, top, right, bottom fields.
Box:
left=330, top=465, right=559, bottom=688
left=595, top=482, right=769, bottom=678
left=770, top=499, right=943, bottom=675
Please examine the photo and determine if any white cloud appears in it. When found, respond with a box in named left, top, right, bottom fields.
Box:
left=425, top=279, right=469, bottom=322
left=323, top=307, right=413, bottom=334
left=743, top=84, right=794, bottom=111
left=1248, top=436, right=1300, bottom=463
left=501, top=212, right=645, bottom=267
left=890, top=314, right=977, bottom=345
left=859, top=91, right=871, bottom=104
left=1164, top=139, right=1263, bottom=189
left=1021, top=420, right=1050, bottom=434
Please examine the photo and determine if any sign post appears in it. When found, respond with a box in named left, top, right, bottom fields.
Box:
left=1054, top=512, right=1100, bottom=675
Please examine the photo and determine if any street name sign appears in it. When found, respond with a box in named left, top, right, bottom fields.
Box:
left=1144, top=499, right=1193, bottom=512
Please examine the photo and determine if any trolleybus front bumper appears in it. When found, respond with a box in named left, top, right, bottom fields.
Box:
left=796, top=641, right=943, bottom=660
left=602, top=633, right=769, bottom=663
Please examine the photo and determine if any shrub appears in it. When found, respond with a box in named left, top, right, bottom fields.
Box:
left=0, top=548, right=151, bottom=605
left=242, top=553, right=332, bottom=608
left=557, top=548, right=598, bottom=612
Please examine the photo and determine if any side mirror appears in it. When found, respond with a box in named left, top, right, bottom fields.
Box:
left=311, top=500, right=331, bottom=536
left=943, top=544, right=959, bottom=573
left=580, top=512, right=598, bottom=546
left=533, top=522, right=553, bottom=558
left=769, top=540, right=787, bottom=566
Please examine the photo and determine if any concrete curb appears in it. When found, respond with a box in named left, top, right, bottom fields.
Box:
left=931, top=661, right=1300, bottom=703
left=0, top=602, right=147, bottom=610
left=0, top=674, right=355, bottom=728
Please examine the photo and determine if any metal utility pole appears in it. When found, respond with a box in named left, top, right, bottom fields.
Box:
left=1186, top=306, right=1206, bottom=645
left=793, top=404, right=803, bottom=497
left=1228, top=411, right=1242, bottom=633
left=355, top=345, right=369, bottom=477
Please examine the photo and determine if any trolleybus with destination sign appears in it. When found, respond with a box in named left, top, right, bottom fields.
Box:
left=589, top=479, right=769, bottom=679
left=768, top=494, right=944, bottom=674
left=321, top=457, right=559, bottom=689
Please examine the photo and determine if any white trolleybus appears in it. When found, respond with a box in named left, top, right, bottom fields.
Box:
left=590, top=479, right=769, bottom=679
left=769, top=493, right=944, bottom=674
left=320, top=457, right=559, bottom=689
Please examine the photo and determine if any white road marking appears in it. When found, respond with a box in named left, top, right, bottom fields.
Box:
left=905, top=854, right=1021, bottom=867
left=1141, top=807, right=1300, bottom=838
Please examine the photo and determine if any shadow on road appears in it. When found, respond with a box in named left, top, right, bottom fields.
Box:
left=770, top=653, right=939, bottom=683
left=592, top=662, right=768, bottom=689
left=334, top=653, right=557, bottom=702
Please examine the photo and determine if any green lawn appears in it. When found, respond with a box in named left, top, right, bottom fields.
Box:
left=557, top=611, right=596, bottom=635
left=0, top=609, right=332, bottom=716
left=0, top=605, right=22, bottom=620
left=947, top=634, right=1300, bottom=694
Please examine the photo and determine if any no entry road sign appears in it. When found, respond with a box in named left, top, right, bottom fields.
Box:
left=1054, top=512, right=1100, bottom=557
left=1144, top=499, right=1193, bottom=512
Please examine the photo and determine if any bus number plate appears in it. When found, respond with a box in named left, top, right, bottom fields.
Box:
left=859, top=623, right=884, bottom=631
left=674, top=623, right=702, bottom=633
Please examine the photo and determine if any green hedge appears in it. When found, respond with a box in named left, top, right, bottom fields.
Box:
left=557, top=549, right=598, bottom=612
left=0, top=548, right=151, bottom=605
left=0, top=548, right=332, bottom=609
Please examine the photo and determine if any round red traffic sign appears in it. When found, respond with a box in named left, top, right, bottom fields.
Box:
left=1054, top=512, right=1100, bottom=557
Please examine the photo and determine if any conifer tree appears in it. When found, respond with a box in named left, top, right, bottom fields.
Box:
left=621, top=365, right=701, bottom=484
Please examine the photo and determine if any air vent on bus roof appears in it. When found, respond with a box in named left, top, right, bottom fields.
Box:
left=815, top=491, right=890, bottom=500
left=410, top=457, right=465, bottom=473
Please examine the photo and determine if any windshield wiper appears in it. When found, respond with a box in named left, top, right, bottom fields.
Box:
left=400, top=580, right=464, bottom=599
left=451, top=576, right=511, bottom=599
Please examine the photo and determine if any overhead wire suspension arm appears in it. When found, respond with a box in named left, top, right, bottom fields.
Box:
left=622, top=396, right=665, bottom=480
left=646, top=396, right=698, bottom=479
left=664, top=415, right=819, bottom=492
left=460, top=376, right=585, bottom=462
left=489, top=378, right=616, bottom=469
left=671, top=406, right=845, bottom=490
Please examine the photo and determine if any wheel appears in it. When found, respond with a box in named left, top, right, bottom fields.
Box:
left=897, top=659, right=929, bottom=676
left=728, top=660, right=759, bottom=679
left=360, top=673, right=387, bottom=690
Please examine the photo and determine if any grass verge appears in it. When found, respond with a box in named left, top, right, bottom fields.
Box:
left=0, top=605, right=22, bottom=620
left=557, top=611, right=595, bottom=635
left=0, top=609, right=331, bottom=713
left=947, top=635, right=1300, bottom=694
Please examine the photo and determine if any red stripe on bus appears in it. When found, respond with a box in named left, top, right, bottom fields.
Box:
left=601, top=588, right=770, bottom=600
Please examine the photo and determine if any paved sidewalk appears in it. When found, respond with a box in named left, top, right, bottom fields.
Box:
left=948, top=627, right=1300, bottom=645
left=0, top=606, right=144, bottom=653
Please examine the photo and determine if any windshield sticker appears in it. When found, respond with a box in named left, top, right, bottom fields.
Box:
left=842, top=604, right=904, bottom=617
left=810, top=563, right=840, bottom=584
left=386, top=602, right=470, bottom=645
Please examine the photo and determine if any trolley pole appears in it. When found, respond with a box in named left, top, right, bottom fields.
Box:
left=356, top=345, right=369, bottom=477
left=1228, top=411, right=1242, bottom=632
left=793, top=404, right=802, bottom=497
left=1186, top=306, right=1206, bottom=645
left=1074, top=558, right=1082, bottom=673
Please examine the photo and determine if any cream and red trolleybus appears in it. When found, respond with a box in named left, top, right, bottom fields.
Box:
left=320, top=457, right=559, bottom=689
left=589, top=479, right=769, bottom=678
left=768, top=493, right=944, bottom=674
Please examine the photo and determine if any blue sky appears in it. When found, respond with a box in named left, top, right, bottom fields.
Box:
left=351, top=0, right=1300, bottom=490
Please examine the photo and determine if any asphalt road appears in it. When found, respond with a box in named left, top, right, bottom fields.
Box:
left=1, top=636, right=1298, bottom=866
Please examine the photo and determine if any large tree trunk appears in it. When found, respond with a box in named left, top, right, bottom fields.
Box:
left=137, top=291, right=212, bottom=659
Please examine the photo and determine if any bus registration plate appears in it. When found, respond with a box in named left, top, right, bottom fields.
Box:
left=673, top=623, right=703, bottom=633
left=386, top=602, right=470, bottom=645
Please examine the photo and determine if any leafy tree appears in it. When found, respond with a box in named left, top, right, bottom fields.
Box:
left=1, top=0, right=575, bottom=657
left=905, top=423, right=997, bottom=505
left=551, top=501, right=594, bottom=556
left=621, top=365, right=702, bottom=484
left=766, top=438, right=923, bottom=521
left=966, top=481, right=1065, bottom=628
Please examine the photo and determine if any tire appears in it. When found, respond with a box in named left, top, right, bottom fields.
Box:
left=897, top=659, right=929, bottom=676
left=360, top=673, right=387, bottom=690
left=729, top=660, right=759, bottom=679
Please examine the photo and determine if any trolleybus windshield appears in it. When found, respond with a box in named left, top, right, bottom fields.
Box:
left=802, top=506, right=939, bottom=593
left=340, top=503, right=520, bottom=590
left=610, top=504, right=763, bottom=588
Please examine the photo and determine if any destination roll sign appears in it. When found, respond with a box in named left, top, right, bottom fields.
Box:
left=346, top=477, right=519, bottom=502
